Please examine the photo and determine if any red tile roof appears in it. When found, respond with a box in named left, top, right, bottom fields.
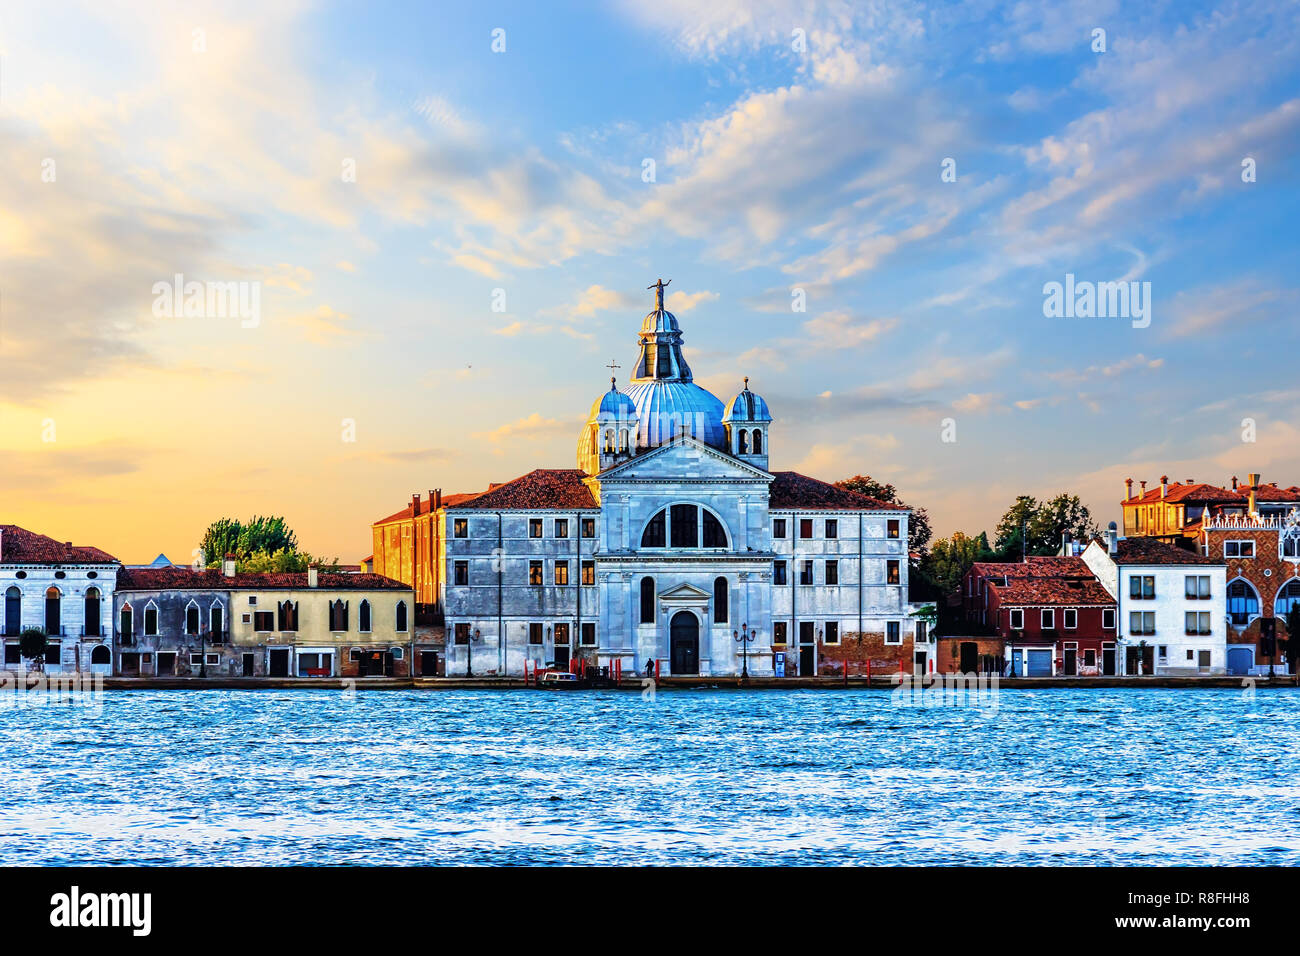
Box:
left=768, top=472, right=907, bottom=511
left=116, top=567, right=409, bottom=591
left=1115, top=537, right=1222, bottom=566
left=969, top=556, right=1089, bottom=579
left=373, top=491, right=488, bottom=525
left=449, top=469, right=597, bottom=511
left=0, top=525, right=118, bottom=564
left=991, top=577, right=1115, bottom=607
left=1125, top=482, right=1244, bottom=505
left=1251, top=484, right=1300, bottom=502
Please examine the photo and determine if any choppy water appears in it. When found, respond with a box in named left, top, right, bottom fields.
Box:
left=0, top=687, right=1297, bottom=865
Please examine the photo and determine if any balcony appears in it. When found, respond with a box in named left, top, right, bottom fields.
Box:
left=207, top=630, right=230, bottom=646
left=116, top=631, right=136, bottom=647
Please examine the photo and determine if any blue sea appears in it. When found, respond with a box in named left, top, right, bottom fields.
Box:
left=1, top=687, right=1297, bottom=865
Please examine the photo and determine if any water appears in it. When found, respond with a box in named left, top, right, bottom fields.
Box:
left=0, top=687, right=1297, bottom=865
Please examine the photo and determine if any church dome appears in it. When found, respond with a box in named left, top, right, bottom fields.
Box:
left=722, top=378, right=772, bottom=423
left=577, top=380, right=639, bottom=474
left=625, top=380, right=727, bottom=448
left=590, top=381, right=638, bottom=421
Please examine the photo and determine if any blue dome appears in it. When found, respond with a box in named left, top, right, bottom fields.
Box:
left=590, top=383, right=638, bottom=420
left=625, top=380, right=727, bottom=449
left=722, top=379, right=772, bottom=423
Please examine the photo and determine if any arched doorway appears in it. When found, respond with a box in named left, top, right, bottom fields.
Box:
left=90, top=644, right=112, bottom=675
left=670, top=611, right=699, bottom=675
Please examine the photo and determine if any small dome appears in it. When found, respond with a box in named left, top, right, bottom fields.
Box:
left=640, top=307, right=680, bottom=336
left=589, top=380, right=638, bottom=421
left=722, top=378, right=772, bottom=423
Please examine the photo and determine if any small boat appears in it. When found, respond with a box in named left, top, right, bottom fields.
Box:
left=538, top=671, right=584, bottom=690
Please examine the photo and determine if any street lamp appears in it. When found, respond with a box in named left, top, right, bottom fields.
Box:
left=732, top=622, right=755, bottom=680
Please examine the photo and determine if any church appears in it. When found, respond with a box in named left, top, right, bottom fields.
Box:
left=371, top=281, right=926, bottom=677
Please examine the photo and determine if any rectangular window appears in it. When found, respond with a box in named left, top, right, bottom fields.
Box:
left=1158, top=645, right=1168, bottom=661
left=1184, top=611, right=1211, bottom=635
left=454, top=560, right=469, bottom=586
left=1129, top=575, right=1155, bottom=599
left=529, top=561, right=543, bottom=586
left=799, top=621, right=815, bottom=644
left=773, top=519, right=787, bottom=539
left=799, top=519, right=814, bottom=539
left=773, top=622, right=787, bottom=645
left=453, top=518, right=468, bottom=538
left=800, top=561, right=813, bottom=586
left=581, top=623, right=596, bottom=646
left=554, top=562, right=569, bottom=586
left=454, top=623, right=470, bottom=645
left=1009, top=609, right=1024, bottom=630
left=554, top=519, right=569, bottom=539
left=1103, top=608, right=1116, bottom=629
left=3, top=643, right=19, bottom=664
left=825, top=519, right=838, bottom=539
left=1130, top=611, right=1156, bottom=636
left=825, top=622, right=839, bottom=644
left=581, top=560, right=595, bottom=586
left=887, top=519, right=900, bottom=539
left=1041, top=609, right=1055, bottom=630
left=885, top=621, right=901, bottom=645
left=529, top=622, right=543, bottom=645
left=887, top=560, right=900, bottom=585
left=774, top=561, right=787, bottom=585
left=1185, top=575, right=1211, bottom=599
left=581, top=518, right=596, bottom=538
left=529, top=519, right=543, bottom=538
left=253, top=611, right=273, bottom=632
left=1063, top=608, right=1077, bottom=629
left=1085, top=649, right=1097, bottom=667
left=915, top=621, right=927, bottom=643
left=554, top=623, right=570, bottom=645
left=1224, top=540, right=1255, bottom=558
left=670, top=504, right=698, bottom=548
left=825, top=560, right=839, bottom=585
left=1198, top=650, right=1211, bottom=668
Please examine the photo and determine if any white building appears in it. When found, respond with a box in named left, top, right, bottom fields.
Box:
left=437, top=281, right=925, bottom=677
left=1, top=525, right=119, bottom=674
left=1082, top=527, right=1227, bottom=676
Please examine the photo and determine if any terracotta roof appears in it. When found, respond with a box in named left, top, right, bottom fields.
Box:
left=970, top=557, right=1089, bottom=579
left=1125, top=482, right=1244, bottom=505
left=0, top=525, right=118, bottom=565
left=992, top=577, right=1115, bottom=607
left=1115, top=537, right=1222, bottom=566
left=116, top=567, right=409, bottom=591
left=768, top=473, right=907, bottom=511
left=449, top=469, right=597, bottom=511
left=373, top=491, right=488, bottom=525
left=1251, top=484, right=1300, bottom=502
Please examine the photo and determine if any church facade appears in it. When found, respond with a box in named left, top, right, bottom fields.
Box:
left=375, top=282, right=927, bottom=678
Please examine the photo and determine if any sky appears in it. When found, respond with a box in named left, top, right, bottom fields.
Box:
left=2, top=0, right=1298, bottom=564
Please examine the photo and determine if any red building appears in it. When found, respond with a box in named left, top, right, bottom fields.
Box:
left=960, top=557, right=1117, bottom=676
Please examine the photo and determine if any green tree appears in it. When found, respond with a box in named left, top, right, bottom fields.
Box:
left=834, top=474, right=933, bottom=560
left=238, top=548, right=340, bottom=574
left=920, top=531, right=997, bottom=595
left=993, top=494, right=1097, bottom=560
left=198, top=517, right=243, bottom=567
left=199, top=515, right=301, bottom=568
left=19, top=628, right=47, bottom=670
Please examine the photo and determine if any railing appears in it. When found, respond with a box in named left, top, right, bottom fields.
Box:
left=116, top=630, right=135, bottom=647
left=208, top=630, right=229, bottom=645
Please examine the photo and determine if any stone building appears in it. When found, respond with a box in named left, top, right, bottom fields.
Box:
left=374, top=280, right=927, bottom=677
left=0, top=525, right=118, bottom=674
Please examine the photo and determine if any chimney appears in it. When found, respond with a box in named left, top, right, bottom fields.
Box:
left=1160, top=475, right=1169, bottom=498
left=1231, top=476, right=1238, bottom=491
left=1107, top=521, right=1118, bottom=556
left=1125, top=478, right=1133, bottom=500
left=308, top=564, right=319, bottom=588
left=1140, top=480, right=1147, bottom=497
left=434, top=488, right=442, bottom=509
left=1061, top=532, right=1070, bottom=556
left=1186, top=478, right=1194, bottom=485
left=411, top=493, right=421, bottom=514
left=222, top=553, right=236, bottom=577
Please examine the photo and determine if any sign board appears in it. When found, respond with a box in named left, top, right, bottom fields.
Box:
left=773, top=652, right=785, bottom=678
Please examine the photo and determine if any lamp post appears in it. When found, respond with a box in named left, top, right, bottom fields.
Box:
left=732, top=622, right=755, bottom=681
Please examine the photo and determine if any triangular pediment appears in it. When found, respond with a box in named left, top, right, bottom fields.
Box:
left=659, top=582, right=711, bottom=600
left=597, top=435, right=772, bottom=482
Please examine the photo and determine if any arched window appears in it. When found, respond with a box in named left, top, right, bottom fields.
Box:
left=359, top=599, right=372, bottom=633
left=738, top=429, right=749, bottom=454
left=752, top=430, right=762, bottom=454
left=640, top=576, right=655, bottom=624
left=713, top=577, right=728, bottom=624
left=185, top=601, right=200, bottom=635
left=119, top=603, right=133, bottom=641
left=1228, top=579, right=1260, bottom=626
left=90, top=644, right=111, bottom=665
left=325, top=598, right=345, bottom=634
left=604, top=429, right=615, bottom=452
left=210, top=604, right=224, bottom=638
left=44, top=587, right=61, bottom=635
left=395, top=600, right=408, bottom=632
left=619, top=429, right=629, bottom=453
left=1276, top=580, right=1300, bottom=618
left=641, top=510, right=666, bottom=548
left=278, top=600, right=298, bottom=631
left=144, top=603, right=159, bottom=636
left=84, top=587, right=101, bottom=637
left=4, top=586, right=20, bottom=637
left=641, top=506, right=730, bottom=549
